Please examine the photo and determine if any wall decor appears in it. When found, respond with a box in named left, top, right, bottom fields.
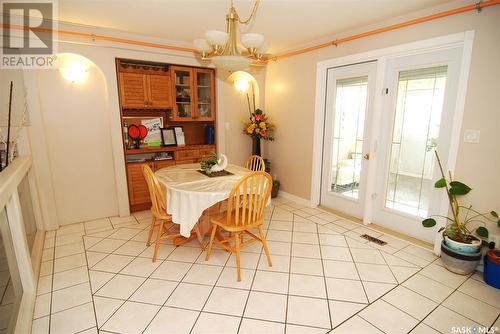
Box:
left=161, top=128, right=177, bottom=146
left=141, top=117, right=163, bottom=147
left=174, top=126, right=185, bottom=146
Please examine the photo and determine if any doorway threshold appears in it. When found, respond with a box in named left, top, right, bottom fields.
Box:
left=318, top=205, right=433, bottom=251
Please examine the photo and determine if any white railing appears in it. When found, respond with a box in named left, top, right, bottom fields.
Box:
left=0, top=156, right=45, bottom=334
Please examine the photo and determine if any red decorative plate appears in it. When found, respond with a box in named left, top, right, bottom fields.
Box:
left=138, top=125, right=148, bottom=139
left=128, top=124, right=140, bottom=139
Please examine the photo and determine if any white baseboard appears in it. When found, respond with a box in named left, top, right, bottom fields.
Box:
left=277, top=191, right=314, bottom=207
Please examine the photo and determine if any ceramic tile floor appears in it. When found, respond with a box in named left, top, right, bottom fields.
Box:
left=32, top=197, right=500, bottom=334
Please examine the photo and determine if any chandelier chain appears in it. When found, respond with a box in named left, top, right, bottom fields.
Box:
left=231, top=0, right=260, bottom=25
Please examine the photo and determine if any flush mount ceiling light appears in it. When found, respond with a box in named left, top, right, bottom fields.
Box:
left=193, top=0, right=267, bottom=71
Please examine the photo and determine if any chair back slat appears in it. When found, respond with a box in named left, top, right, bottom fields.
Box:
left=245, top=155, right=266, bottom=172
left=226, top=171, right=272, bottom=227
left=142, top=164, right=167, bottom=216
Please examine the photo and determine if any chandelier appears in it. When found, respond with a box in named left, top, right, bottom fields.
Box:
left=193, top=0, right=266, bottom=71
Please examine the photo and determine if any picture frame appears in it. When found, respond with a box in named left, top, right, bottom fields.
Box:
left=174, top=126, right=186, bottom=146
left=161, top=128, right=177, bottom=146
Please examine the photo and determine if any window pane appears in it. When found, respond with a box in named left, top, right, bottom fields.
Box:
left=329, top=76, right=368, bottom=199
left=385, top=66, right=447, bottom=217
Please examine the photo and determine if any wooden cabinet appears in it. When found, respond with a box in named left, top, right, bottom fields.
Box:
left=126, top=159, right=175, bottom=211
left=154, top=159, right=175, bottom=170
left=172, top=66, right=195, bottom=121
left=119, top=72, right=172, bottom=109
left=126, top=162, right=153, bottom=209
left=172, top=66, right=215, bottom=121
left=117, top=59, right=217, bottom=212
left=194, top=68, right=216, bottom=121
left=119, top=73, right=148, bottom=109
left=148, top=74, right=172, bottom=109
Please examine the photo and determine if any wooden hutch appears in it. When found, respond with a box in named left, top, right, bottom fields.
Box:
left=116, top=59, right=216, bottom=212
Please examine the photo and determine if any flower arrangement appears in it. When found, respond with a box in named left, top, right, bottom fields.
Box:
left=239, top=82, right=274, bottom=141
left=243, top=108, right=274, bottom=140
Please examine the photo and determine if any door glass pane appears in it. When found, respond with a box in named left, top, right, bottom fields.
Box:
left=174, top=70, right=192, bottom=118
left=329, top=76, right=368, bottom=199
left=0, top=208, right=23, bottom=333
left=197, top=72, right=212, bottom=118
left=385, top=66, right=447, bottom=217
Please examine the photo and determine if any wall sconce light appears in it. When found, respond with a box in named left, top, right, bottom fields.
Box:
left=60, top=62, right=88, bottom=83
left=229, top=70, right=256, bottom=94
left=234, top=77, right=250, bottom=93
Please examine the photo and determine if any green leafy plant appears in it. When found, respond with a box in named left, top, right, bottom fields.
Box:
left=273, top=180, right=280, bottom=188
left=199, top=152, right=218, bottom=175
left=422, top=151, right=500, bottom=244
left=264, top=158, right=271, bottom=173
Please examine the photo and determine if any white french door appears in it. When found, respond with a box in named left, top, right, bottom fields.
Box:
left=372, top=47, right=463, bottom=242
left=320, top=62, right=377, bottom=218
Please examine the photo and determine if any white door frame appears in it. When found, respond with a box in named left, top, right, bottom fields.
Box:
left=320, top=61, right=377, bottom=219
left=311, top=31, right=475, bottom=253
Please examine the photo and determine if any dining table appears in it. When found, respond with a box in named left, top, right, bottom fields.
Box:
left=154, top=163, right=252, bottom=246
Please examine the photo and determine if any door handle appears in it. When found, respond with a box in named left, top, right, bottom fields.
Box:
left=363, top=153, right=370, bottom=160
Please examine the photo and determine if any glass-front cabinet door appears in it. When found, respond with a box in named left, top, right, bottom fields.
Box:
left=171, top=66, right=194, bottom=121
left=194, top=69, right=215, bottom=121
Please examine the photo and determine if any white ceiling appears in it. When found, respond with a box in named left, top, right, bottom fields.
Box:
left=58, top=0, right=455, bottom=54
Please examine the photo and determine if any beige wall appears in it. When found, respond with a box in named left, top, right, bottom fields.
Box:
left=217, top=68, right=266, bottom=167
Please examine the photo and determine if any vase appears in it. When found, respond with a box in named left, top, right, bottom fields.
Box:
left=252, top=137, right=261, bottom=156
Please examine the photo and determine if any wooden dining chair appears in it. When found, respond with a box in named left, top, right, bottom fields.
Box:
left=205, top=171, right=273, bottom=281
left=245, top=155, right=266, bottom=171
left=142, top=164, right=181, bottom=262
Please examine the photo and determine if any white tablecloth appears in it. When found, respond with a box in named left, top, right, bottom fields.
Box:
left=155, top=163, right=251, bottom=237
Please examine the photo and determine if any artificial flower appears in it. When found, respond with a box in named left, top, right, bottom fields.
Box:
left=242, top=108, right=274, bottom=141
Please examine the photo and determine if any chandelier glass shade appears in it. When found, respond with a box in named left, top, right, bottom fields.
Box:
left=193, top=0, right=265, bottom=71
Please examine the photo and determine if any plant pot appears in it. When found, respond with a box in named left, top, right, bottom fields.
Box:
left=483, top=250, right=500, bottom=289
left=440, top=240, right=481, bottom=275
left=271, top=185, right=279, bottom=198
left=444, top=234, right=481, bottom=254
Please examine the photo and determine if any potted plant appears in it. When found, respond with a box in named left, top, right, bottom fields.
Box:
left=422, top=152, right=499, bottom=274
left=199, top=152, right=219, bottom=176
left=264, top=158, right=271, bottom=173
left=271, top=180, right=280, bottom=198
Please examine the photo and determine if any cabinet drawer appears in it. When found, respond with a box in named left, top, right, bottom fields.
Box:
left=126, top=162, right=152, bottom=206
left=198, top=148, right=214, bottom=158
left=176, top=158, right=196, bottom=165
left=176, top=150, right=197, bottom=160
left=154, top=159, right=175, bottom=170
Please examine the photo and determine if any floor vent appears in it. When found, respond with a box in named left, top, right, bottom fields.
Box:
left=360, top=234, right=387, bottom=246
